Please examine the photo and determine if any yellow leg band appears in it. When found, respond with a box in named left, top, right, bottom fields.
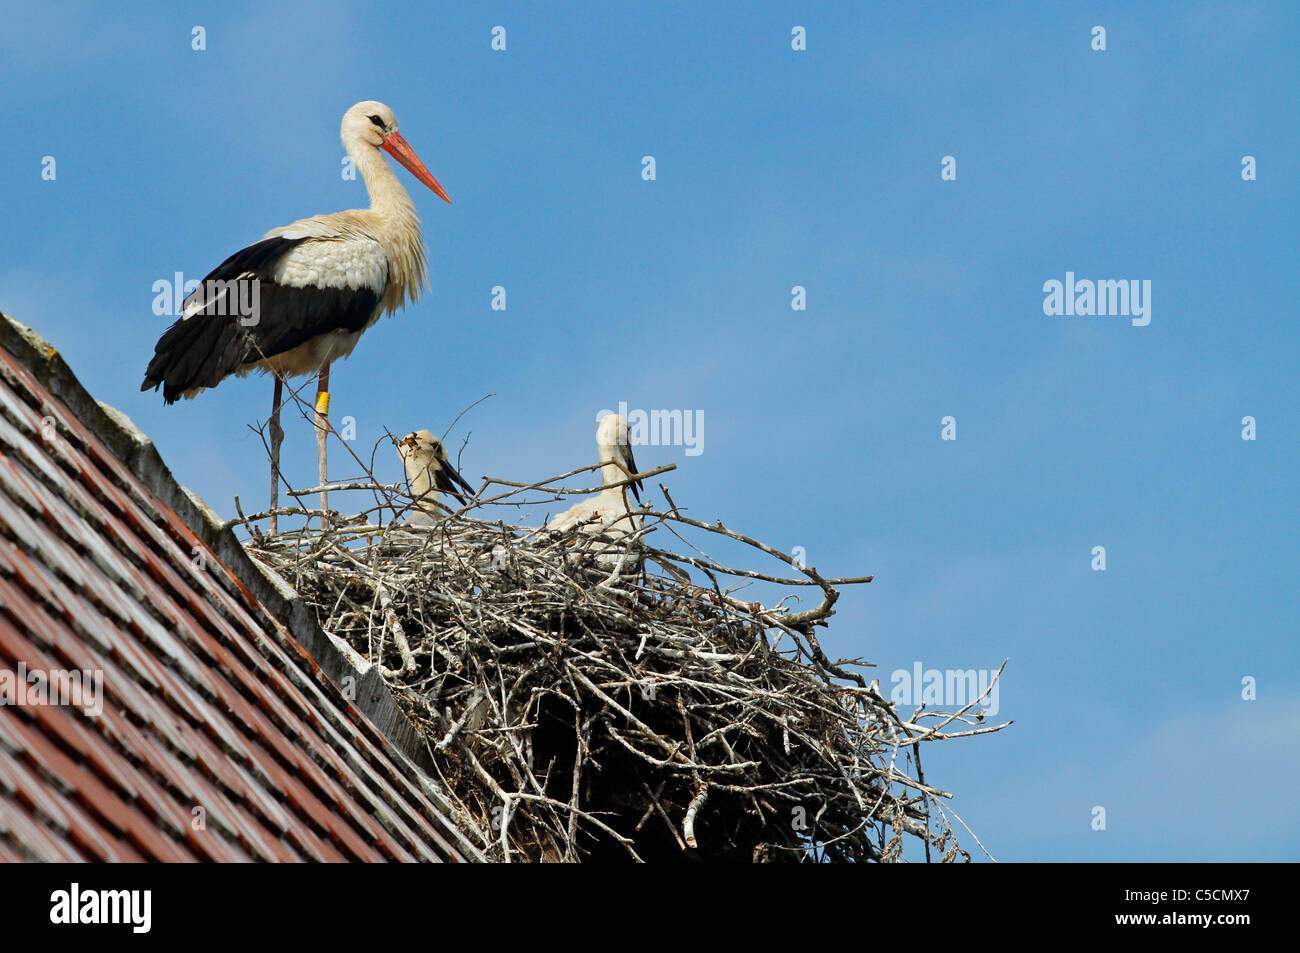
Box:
left=315, top=391, right=330, bottom=415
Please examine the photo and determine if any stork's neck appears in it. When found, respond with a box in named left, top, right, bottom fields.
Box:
left=348, top=135, right=428, bottom=311
left=409, top=462, right=432, bottom=498
left=352, top=140, right=416, bottom=217
left=406, top=459, right=441, bottom=515
left=599, top=456, right=623, bottom=490
left=599, top=450, right=633, bottom=506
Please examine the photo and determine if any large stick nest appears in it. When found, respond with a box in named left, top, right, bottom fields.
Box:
left=239, top=446, right=1007, bottom=862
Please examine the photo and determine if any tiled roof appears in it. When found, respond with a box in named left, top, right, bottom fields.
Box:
left=0, top=314, right=481, bottom=862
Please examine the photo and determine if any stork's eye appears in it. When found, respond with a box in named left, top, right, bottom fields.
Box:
left=368, top=115, right=385, bottom=129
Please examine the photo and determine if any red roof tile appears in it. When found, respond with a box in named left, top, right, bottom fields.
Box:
left=0, top=315, right=480, bottom=862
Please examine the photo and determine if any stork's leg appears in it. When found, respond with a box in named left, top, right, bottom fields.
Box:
left=315, top=362, right=331, bottom=526
left=269, top=376, right=284, bottom=535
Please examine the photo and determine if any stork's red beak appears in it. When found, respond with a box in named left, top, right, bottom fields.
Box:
left=381, top=132, right=452, bottom=204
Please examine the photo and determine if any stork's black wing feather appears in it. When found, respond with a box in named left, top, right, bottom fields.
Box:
left=625, top=445, right=643, bottom=503
left=141, top=236, right=381, bottom=403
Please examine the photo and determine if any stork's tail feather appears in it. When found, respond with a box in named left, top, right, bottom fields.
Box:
left=141, top=314, right=259, bottom=403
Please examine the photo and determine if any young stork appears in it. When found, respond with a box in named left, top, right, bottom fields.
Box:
left=548, top=414, right=645, bottom=552
left=394, top=430, right=474, bottom=526
left=140, top=100, right=452, bottom=529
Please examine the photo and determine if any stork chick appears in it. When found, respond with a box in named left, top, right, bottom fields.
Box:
left=548, top=414, right=645, bottom=542
left=395, top=430, right=474, bottom=526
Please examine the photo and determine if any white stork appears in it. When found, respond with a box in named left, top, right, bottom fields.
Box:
left=548, top=414, right=645, bottom=549
left=394, top=429, right=474, bottom=526
left=141, top=100, right=451, bottom=529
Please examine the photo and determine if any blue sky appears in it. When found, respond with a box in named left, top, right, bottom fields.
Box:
left=2, top=1, right=1297, bottom=861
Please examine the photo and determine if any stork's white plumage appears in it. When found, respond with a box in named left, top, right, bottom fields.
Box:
left=141, top=100, right=451, bottom=527
left=395, top=429, right=474, bottom=526
left=548, top=414, right=645, bottom=541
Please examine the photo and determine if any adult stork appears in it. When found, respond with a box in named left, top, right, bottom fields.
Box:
left=141, top=100, right=451, bottom=530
